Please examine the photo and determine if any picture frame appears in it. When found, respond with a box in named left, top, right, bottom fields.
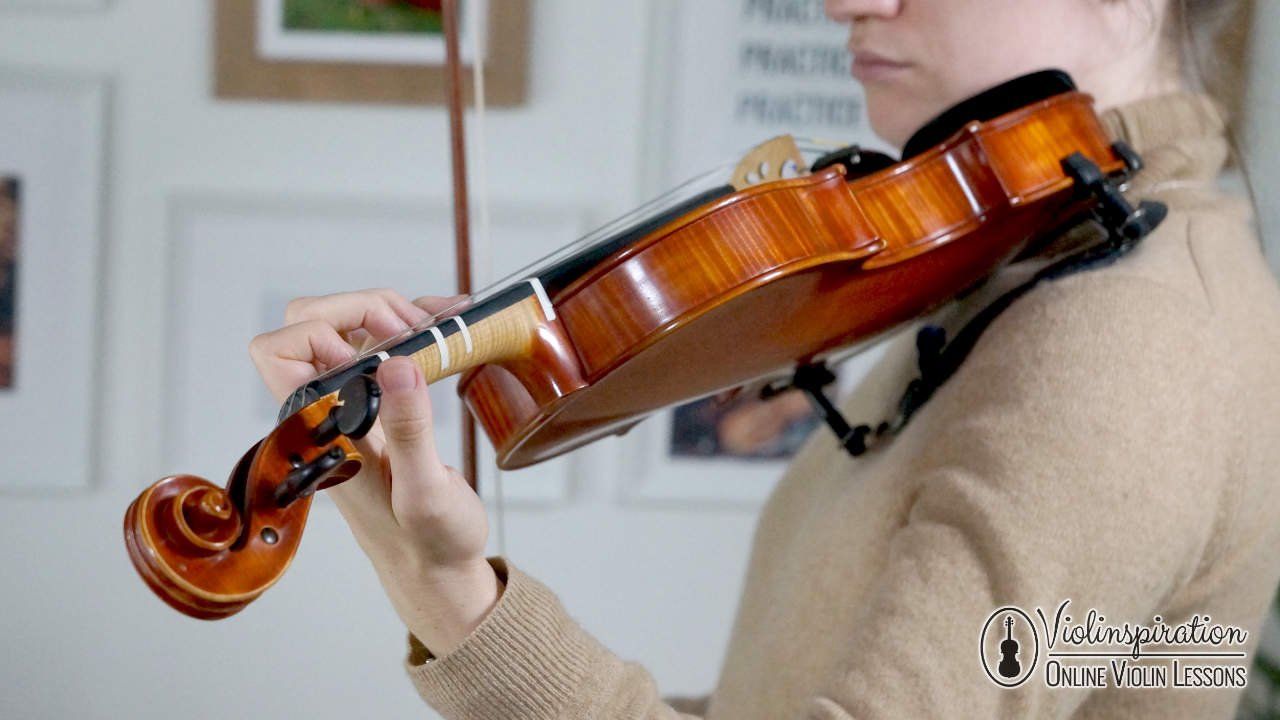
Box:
left=214, top=0, right=529, bottom=106
left=0, top=71, right=107, bottom=490
left=162, top=192, right=585, bottom=506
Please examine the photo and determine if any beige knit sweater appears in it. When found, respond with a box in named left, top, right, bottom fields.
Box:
left=405, top=91, right=1280, bottom=719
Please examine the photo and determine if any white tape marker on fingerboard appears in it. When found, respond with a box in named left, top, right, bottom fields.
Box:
left=428, top=326, right=449, bottom=370
left=526, top=278, right=556, bottom=322
left=450, top=316, right=473, bottom=354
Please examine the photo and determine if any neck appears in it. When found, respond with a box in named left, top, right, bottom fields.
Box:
left=375, top=280, right=552, bottom=385
left=276, top=279, right=558, bottom=422
left=1081, top=7, right=1189, bottom=112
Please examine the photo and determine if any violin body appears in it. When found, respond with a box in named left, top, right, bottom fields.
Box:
left=465, top=90, right=1122, bottom=467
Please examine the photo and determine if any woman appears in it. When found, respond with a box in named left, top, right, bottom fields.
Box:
left=249, top=0, right=1280, bottom=716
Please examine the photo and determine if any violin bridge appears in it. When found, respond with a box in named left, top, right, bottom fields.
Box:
left=729, top=135, right=809, bottom=190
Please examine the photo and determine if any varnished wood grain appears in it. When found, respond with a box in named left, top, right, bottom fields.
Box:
left=460, top=92, right=1131, bottom=468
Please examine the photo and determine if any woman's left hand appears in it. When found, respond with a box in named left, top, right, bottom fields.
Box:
left=249, top=289, right=503, bottom=657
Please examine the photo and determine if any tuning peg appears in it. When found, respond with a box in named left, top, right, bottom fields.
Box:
left=274, top=446, right=345, bottom=507
left=311, top=372, right=382, bottom=445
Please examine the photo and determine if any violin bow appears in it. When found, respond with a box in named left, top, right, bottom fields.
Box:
left=441, top=0, right=477, bottom=491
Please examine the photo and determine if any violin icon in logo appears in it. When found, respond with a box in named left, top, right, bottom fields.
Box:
left=999, top=616, right=1021, bottom=677
left=981, top=606, right=1039, bottom=688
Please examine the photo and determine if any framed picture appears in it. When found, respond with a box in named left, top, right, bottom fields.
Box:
left=215, top=0, right=529, bottom=105
left=611, top=343, right=890, bottom=507
left=0, top=72, right=106, bottom=490
left=257, top=0, right=486, bottom=65
left=0, top=178, right=16, bottom=392
left=667, top=387, right=821, bottom=461
left=163, top=193, right=585, bottom=505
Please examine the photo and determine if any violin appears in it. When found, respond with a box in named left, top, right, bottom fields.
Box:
left=123, top=69, right=1164, bottom=619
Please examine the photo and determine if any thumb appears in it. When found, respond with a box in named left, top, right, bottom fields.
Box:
left=375, top=357, right=444, bottom=481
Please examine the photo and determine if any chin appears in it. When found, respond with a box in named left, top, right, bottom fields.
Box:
left=863, top=102, right=915, bottom=152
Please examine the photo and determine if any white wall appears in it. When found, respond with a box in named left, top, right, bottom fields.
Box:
left=1, top=3, right=1277, bottom=720
left=1244, top=0, right=1280, bottom=274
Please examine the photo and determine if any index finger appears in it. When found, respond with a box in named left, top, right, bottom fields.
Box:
left=249, top=319, right=356, bottom=404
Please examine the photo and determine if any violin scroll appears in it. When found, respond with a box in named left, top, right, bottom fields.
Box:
left=123, top=390, right=367, bottom=619
left=162, top=479, right=240, bottom=553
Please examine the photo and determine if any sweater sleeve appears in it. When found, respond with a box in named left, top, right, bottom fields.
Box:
left=405, top=557, right=703, bottom=720
left=804, top=273, right=1244, bottom=719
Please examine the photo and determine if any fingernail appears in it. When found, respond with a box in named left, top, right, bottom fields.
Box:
left=380, top=358, right=419, bottom=392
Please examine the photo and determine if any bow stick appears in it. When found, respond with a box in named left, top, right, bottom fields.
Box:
left=441, top=0, right=477, bottom=491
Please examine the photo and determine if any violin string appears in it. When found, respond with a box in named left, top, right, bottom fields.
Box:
left=468, top=3, right=505, bottom=558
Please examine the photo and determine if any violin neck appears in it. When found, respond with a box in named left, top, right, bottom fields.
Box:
left=278, top=280, right=557, bottom=422
left=377, top=279, right=552, bottom=385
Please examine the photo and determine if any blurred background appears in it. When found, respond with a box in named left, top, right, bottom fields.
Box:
left=0, top=1, right=1277, bottom=718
